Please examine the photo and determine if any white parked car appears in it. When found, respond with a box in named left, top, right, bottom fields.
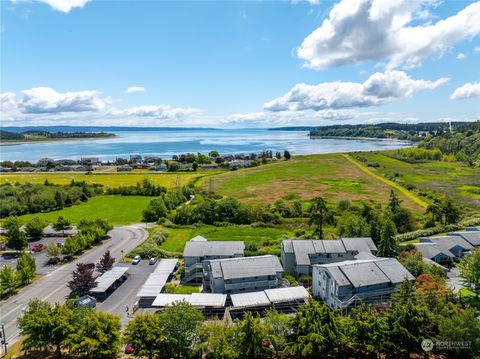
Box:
left=131, top=255, right=141, bottom=265
left=149, top=258, right=157, bottom=265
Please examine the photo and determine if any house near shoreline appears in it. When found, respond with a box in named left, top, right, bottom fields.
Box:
left=281, top=237, right=377, bottom=277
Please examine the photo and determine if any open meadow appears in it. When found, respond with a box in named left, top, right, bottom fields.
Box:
left=16, top=195, right=152, bottom=224
left=158, top=224, right=294, bottom=254
left=0, top=170, right=216, bottom=189
left=199, top=153, right=425, bottom=214
left=353, top=152, right=480, bottom=213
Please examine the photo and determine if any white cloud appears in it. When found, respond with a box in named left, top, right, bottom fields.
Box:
left=125, top=86, right=146, bottom=94
left=456, top=52, right=467, bottom=60
left=0, top=92, right=20, bottom=121
left=475, top=46, right=480, bottom=53
left=20, top=87, right=107, bottom=114
left=108, top=105, right=205, bottom=120
left=264, top=70, right=448, bottom=111
left=292, top=0, right=320, bottom=5
left=450, top=82, right=480, bottom=100
left=297, top=0, right=480, bottom=69
left=36, top=0, right=89, bottom=13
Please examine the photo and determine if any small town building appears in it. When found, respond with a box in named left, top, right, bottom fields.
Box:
left=412, top=243, right=454, bottom=264
left=448, top=231, right=480, bottom=247
left=90, top=266, right=129, bottom=299
left=137, top=259, right=178, bottom=307
left=312, top=258, right=414, bottom=309
left=281, top=238, right=377, bottom=277
left=202, top=255, right=284, bottom=294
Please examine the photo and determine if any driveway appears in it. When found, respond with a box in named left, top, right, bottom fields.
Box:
left=446, top=267, right=464, bottom=294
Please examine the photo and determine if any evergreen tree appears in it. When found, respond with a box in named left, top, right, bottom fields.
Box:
left=287, top=301, right=343, bottom=357
left=237, top=312, right=269, bottom=358
left=388, top=190, right=402, bottom=214
left=308, top=197, right=330, bottom=239
left=283, top=150, right=291, bottom=160
left=377, top=214, right=397, bottom=257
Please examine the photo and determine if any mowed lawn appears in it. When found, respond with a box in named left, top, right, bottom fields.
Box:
left=0, top=171, right=215, bottom=189
left=159, top=225, right=291, bottom=253
left=17, top=195, right=152, bottom=225
left=200, top=153, right=424, bottom=214
left=356, top=152, right=480, bottom=212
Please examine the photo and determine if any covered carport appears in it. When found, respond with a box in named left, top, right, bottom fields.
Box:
left=90, top=266, right=129, bottom=300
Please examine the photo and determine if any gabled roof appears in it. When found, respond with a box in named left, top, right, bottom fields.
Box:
left=190, top=235, right=208, bottom=242
left=206, top=255, right=283, bottom=280
left=183, top=241, right=245, bottom=257
left=282, top=238, right=376, bottom=266
left=448, top=231, right=480, bottom=247
left=414, top=243, right=454, bottom=260
left=341, top=237, right=377, bottom=253
left=314, top=258, right=414, bottom=288
left=421, top=236, right=473, bottom=251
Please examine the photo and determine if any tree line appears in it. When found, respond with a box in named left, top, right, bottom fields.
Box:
left=0, top=181, right=102, bottom=218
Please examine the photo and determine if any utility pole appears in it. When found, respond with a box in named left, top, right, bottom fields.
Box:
left=0, top=324, right=7, bottom=356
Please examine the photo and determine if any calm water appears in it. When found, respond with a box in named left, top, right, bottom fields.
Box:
left=0, top=129, right=412, bottom=161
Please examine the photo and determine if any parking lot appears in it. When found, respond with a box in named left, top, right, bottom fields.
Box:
left=96, top=259, right=158, bottom=324
left=0, top=237, right=66, bottom=275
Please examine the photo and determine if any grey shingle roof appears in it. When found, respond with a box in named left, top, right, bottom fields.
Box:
left=291, top=240, right=315, bottom=266
left=183, top=241, right=245, bottom=257
left=208, top=255, right=283, bottom=280
left=448, top=231, right=480, bottom=246
left=341, top=237, right=377, bottom=252
left=322, top=239, right=347, bottom=254
left=314, top=258, right=413, bottom=288
left=414, top=243, right=454, bottom=260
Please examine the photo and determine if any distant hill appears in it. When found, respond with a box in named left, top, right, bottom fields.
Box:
left=307, top=122, right=471, bottom=142
left=2, top=126, right=223, bottom=133
left=0, top=129, right=116, bottom=142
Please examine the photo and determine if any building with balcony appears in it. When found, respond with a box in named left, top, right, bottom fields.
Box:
left=203, top=255, right=284, bottom=294
left=281, top=237, right=377, bottom=277
left=312, top=258, right=414, bottom=310
left=182, top=237, right=245, bottom=284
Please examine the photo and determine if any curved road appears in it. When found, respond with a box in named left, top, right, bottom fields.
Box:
left=0, top=224, right=148, bottom=346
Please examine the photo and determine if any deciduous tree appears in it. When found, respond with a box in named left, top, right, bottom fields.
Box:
left=96, top=250, right=115, bottom=273
left=123, top=313, right=165, bottom=359
left=25, top=217, right=46, bottom=240
left=458, top=248, right=480, bottom=294
left=68, top=263, right=97, bottom=296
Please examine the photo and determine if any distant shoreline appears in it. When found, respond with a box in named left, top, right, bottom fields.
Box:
left=309, top=135, right=414, bottom=143
left=0, top=135, right=117, bottom=146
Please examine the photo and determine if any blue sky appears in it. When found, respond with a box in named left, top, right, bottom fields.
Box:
left=1, top=0, right=479, bottom=127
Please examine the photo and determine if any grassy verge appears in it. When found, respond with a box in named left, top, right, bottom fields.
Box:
left=16, top=195, right=152, bottom=225
left=159, top=224, right=293, bottom=254
left=164, top=284, right=200, bottom=294
left=343, top=154, right=428, bottom=208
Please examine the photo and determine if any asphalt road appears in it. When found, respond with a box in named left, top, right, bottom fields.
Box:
left=0, top=224, right=148, bottom=346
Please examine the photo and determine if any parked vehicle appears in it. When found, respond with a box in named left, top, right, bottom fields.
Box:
left=149, top=257, right=157, bottom=265
left=75, top=295, right=97, bottom=308
left=31, top=243, right=44, bottom=252
left=131, top=255, right=141, bottom=265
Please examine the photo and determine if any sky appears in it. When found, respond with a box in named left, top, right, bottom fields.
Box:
left=0, top=0, right=479, bottom=128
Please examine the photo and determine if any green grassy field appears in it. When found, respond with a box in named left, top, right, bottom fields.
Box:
left=353, top=152, right=480, bottom=212
left=158, top=225, right=292, bottom=254
left=199, top=153, right=425, bottom=214
left=16, top=195, right=152, bottom=224
left=0, top=171, right=215, bottom=188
